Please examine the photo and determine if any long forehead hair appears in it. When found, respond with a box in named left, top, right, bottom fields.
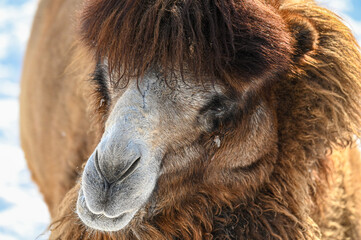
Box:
left=80, top=0, right=292, bottom=87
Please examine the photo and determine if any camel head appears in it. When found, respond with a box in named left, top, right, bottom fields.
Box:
left=75, top=0, right=351, bottom=233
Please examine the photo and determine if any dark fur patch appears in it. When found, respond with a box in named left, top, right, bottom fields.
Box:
left=282, top=13, right=319, bottom=62
left=198, top=94, right=240, bottom=132
left=80, top=0, right=292, bottom=87
left=90, top=63, right=111, bottom=126
left=198, top=88, right=263, bottom=133
left=91, top=63, right=110, bottom=105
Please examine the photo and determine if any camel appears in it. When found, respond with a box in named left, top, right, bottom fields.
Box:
left=20, top=0, right=361, bottom=239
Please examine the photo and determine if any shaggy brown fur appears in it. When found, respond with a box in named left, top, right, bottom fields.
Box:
left=80, top=0, right=292, bottom=88
left=20, top=0, right=361, bottom=239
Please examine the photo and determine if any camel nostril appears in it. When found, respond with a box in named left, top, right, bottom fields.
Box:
left=94, top=148, right=142, bottom=184
left=93, top=150, right=104, bottom=178
left=118, top=157, right=141, bottom=183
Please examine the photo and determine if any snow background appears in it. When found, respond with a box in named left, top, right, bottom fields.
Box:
left=0, top=0, right=360, bottom=239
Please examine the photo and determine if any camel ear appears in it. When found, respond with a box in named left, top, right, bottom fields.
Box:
left=284, top=14, right=319, bottom=61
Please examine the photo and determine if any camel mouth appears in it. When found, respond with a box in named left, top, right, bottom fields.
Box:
left=76, top=147, right=160, bottom=231
left=77, top=189, right=137, bottom=231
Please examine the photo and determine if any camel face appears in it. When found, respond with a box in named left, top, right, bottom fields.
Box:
left=77, top=68, right=249, bottom=231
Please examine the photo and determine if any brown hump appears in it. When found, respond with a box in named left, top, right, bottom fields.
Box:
left=80, top=0, right=292, bottom=85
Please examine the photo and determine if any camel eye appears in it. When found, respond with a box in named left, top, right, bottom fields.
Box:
left=201, top=96, right=227, bottom=114
left=91, top=64, right=111, bottom=112
left=208, top=97, right=228, bottom=115
left=198, top=95, right=237, bottom=131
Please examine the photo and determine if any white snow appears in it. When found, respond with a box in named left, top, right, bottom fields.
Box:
left=0, top=101, right=50, bottom=239
left=0, top=0, right=38, bottom=58
left=0, top=145, right=50, bottom=240
left=0, top=1, right=50, bottom=239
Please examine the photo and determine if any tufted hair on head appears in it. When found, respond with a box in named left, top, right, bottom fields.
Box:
left=80, top=0, right=293, bottom=87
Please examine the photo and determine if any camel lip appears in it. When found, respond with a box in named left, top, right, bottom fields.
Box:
left=76, top=189, right=137, bottom=231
